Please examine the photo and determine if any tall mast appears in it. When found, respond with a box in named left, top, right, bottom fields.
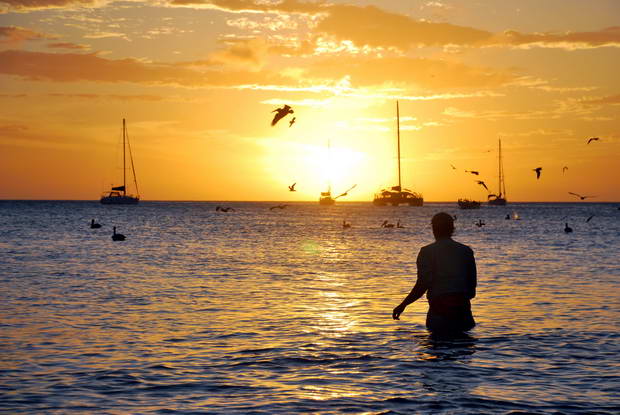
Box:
left=396, top=101, right=401, bottom=190
left=122, top=118, right=126, bottom=196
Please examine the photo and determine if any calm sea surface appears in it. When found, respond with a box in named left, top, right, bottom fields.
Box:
left=1, top=201, right=619, bottom=414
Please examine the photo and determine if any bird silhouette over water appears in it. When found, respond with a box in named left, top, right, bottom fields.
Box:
left=568, top=192, right=596, bottom=200
left=533, top=167, right=542, bottom=179
left=587, top=137, right=600, bottom=144
left=216, top=206, right=235, bottom=212
left=476, top=180, right=488, bottom=191
left=396, top=220, right=405, bottom=228
left=563, top=166, right=568, bottom=173
left=505, top=214, right=511, bottom=220
left=335, top=184, right=357, bottom=199
left=112, top=226, right=125, bottom=241
left=381, top=220, right=395, bottom=228
left=586, top=215, right=595, bottom=223
left=465, top=170, right=479, bottom=175
left=289, top=117, right=296, bottom=127
left=475, top=219, right=485, bottom=227
left=271, top=105, right=294, bottom=126
left=270, top=204, right=288, bottom=210
left=90, top=219, right=102, bottom=229
left=342, top=220, right=351, bottom=229
left=288, top=183, right=296, bottom=192
left=564, top=223, right=573, bottom=233
left=450, top=164, right=457, bottom=170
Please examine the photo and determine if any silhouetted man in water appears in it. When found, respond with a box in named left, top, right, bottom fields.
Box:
left=392, top=212, right=476, bottom=333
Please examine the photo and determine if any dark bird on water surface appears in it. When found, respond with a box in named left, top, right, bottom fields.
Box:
left=271, top=105, right=294, bottom=126
left=568, top=192, right=596, bottom=200
left=216, top=206, right=235, bottom=212
left=564, top=223, right=573, bottom=233
left=465, top=170, right=479, bottom=175
left=270, top=204, right=288, bottom=210
left=90, top=219, right=102, bottom=229
left=289, top=117, right=296, bottom=127
left=342, top=220, right=351, bottom=229
left=476, top=180, right=488, bottom=191
left=381, top=220, right=395, bottom=228
left=112, top=226, right=125, bottom=241
left=396, top=220, right=405, bottom=228
left=505, top=214, right=511, bottom=220
left=533, top=167, right=542, bottom=179
left=288, top=183, right=296, bottom=192
left=586, top=215, right=595, bottom=223
left=563, top=166, right=568, bottom=173
left=587, top=137, right=599, bottom=144
left=475, top=219, right=485, bottom=227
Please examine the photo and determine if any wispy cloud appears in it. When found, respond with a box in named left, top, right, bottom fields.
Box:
left=487, top=27, right=620, bottom=50
left=46, top=41, right=90, bottom=50
left=0, top=26, right=57, bottom=47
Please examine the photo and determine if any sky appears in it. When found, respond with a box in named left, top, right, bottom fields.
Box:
left=0, top=0, right=618, bottom=202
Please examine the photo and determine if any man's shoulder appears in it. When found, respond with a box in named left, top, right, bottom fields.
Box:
left=424, top=238, right=473, bottom=253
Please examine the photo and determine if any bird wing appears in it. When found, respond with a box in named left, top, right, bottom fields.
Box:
left=335, top=184, right=357, bottom=199
left=568, top=192, right=581, bottom=197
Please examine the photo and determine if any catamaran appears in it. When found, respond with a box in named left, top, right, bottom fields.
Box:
left=373, top=101, right=423, bottom=206
left=100, top=119, right=140, bottom=205
left=488, top=138, right=507, bottom=206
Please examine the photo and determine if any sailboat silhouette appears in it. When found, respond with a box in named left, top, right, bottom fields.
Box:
left=100, top=119, right=140, bottom=205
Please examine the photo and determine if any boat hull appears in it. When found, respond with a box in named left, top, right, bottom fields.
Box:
left=373, top=191, right=423, bottom=206
left=458, top=199, right=481, bottom=209
left=319, top=197, right=335, bottom=205
left=488, top=197, right=507, bottom=206
left=100, top=195, right=139, bottom=205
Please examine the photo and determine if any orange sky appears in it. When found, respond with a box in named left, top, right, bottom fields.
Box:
left=0, top=0, right=618, bottom=201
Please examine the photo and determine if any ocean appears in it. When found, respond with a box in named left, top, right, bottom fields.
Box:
left=1, top=201, right=619, bottom=414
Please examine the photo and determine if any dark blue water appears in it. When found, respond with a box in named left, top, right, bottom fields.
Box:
left=1, top=201, right=619, bottom=413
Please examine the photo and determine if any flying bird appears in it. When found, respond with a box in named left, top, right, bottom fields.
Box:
left=271, top=105, right=294, bottom=126
left=289, top=117, right=296, bottom=127
left=335, top=184, right=357, bottom=199
left=563, top=166, right=568, bottom=173
left=586, top=215, right=594, bottom=223
left=476, top=180, right=488, bottom=191
left=465, top=170, right=479, bottom=175
left=288, top=183, right=296, bottom=192
left=533, top=167, right=542, bottom=179
left=270, top=204, right=288, bottom=210
left=568, top=192, right=596, bottom=200
left=450, top=164, right=457, bottom=170
left=587, top=137, right=599, bottom=144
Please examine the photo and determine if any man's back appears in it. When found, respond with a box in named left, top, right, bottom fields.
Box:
left=417, top=237, right=477, bottom=300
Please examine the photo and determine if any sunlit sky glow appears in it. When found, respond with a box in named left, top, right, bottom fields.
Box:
left=1, top=0, right=618, bottom=201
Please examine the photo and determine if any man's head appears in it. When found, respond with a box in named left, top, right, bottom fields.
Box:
left=431, top=212, right=454, bottom=239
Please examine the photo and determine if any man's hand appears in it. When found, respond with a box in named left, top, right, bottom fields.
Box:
left=392, top=303, right=406, bottom=320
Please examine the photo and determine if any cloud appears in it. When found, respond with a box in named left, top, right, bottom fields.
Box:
left=581, top=94, right=620, bottom=105
left=210, top=37, right=269, bottom=70
left=46, top=93, right=166, bottom=101
left=488, top=27, right=620, bottom=50
left=0, top=0, right=100, bottom=12
left=0, top=49, right=292, bottom=88
left=47, top=41, right=90, bottom=50
left=0, top=26, right=57, bottom=47
left=302, top=56, right=516, bottom=90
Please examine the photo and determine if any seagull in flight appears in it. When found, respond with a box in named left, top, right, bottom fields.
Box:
left=465, top=170, right=479, bottom=175
left=587, top=137, right=600, bottom=144
left=533, top=167, right=542, bottom=179
left=271, top=105, right=294, bottom=126
left=568, top=192, right=596, bottom=200
left=476, top=180, right=488, bottom=191
left=586, top=215, right=595, bottom=223
left=289, top=117, right=296, bottom=128
left=270, top=204, right=289, bottom=210
left=288, top=183, right=296, bottom=192
left=335, top=184, right=357, bottom=199
left=450, top=164, right=457, bottom=170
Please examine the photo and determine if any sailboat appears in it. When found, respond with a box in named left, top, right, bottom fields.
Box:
left=319, top=139, right=335, bottom=205
left=488, top=138, right=507, bottom=206
left=373, top=101, right=423, bottom=206
left=100, top=119, right=140, bottom=205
